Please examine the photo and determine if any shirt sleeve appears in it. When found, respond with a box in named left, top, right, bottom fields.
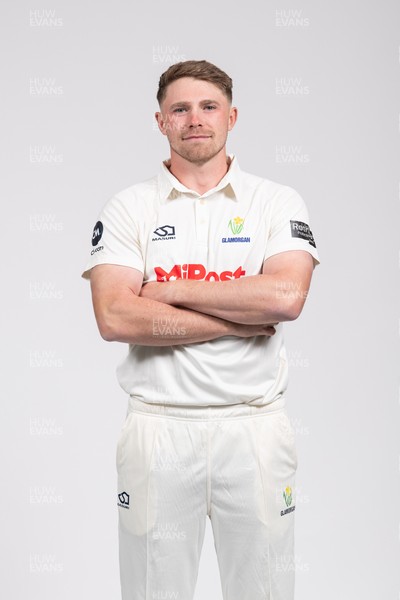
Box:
left=81, top=194, right=144, bottom=280
left=264, top=186, right=320, bottom=267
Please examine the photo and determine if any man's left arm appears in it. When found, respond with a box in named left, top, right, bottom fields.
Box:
left=140, top=250, right=315, bottom=325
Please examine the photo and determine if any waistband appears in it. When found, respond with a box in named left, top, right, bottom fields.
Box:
left=127, top=395, right=286, bottom=420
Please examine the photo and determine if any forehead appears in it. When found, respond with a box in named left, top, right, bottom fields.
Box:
left=162, top=77, right=227, bottom=107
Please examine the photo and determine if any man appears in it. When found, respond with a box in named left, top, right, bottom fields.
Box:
left=82, top=59, right=320, bottom=600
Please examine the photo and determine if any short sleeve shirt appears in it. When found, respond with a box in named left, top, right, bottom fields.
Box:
left=82, top=154, right=320, bottom=406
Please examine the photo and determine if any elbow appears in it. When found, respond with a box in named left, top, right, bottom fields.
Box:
left=276, top=296, right=306, bottom=322
left=284, top=296, right=307, bottom=321
left=97, top=310, right=143, bottom=344
left=283, top=302, right=303, bottom=321
left=96, top=311, right=124, bottom=342
left=92, top=288, right=142, bottom=343
left=98, top=318, right=118, bottom=342
left=94, top=294, right=143, bottom=343
left=270, top=273, right=311, bottom=322
left=99, top=325, right=117, bottom=342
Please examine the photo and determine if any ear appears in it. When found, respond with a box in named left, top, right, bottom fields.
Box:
left=155, top=111, right=168, bottom=136
left=228, top=106, right=238, bottom=131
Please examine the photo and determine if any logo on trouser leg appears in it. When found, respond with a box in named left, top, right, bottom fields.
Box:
left=117, top=492, right=130, bottom=509
left=281, top=486, right=295, bottom=516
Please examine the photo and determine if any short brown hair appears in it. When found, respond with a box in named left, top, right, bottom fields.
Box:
left=157, top=59, right=233, bottom=106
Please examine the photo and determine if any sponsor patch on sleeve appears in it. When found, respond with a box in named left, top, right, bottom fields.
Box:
left=92, top=220, right=103, bottom=246
left=290, top=220, right=316, bottom=248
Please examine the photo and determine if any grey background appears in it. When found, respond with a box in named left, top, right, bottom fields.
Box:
left=2, top=0, right=399, bottom=598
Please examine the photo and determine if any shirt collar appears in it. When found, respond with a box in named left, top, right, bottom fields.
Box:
left=157, top=153, right=242, bottom=203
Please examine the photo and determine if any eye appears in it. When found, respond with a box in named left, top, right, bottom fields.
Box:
left=204, top=105, right=217, bottom=110
left=172, top=107, right=187, bottom=113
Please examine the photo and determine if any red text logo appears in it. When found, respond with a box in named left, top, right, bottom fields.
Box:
left=155, top=264, right=246, bottom=282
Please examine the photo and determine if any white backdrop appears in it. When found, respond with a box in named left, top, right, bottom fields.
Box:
left=2, top=0, right=400, bottom=598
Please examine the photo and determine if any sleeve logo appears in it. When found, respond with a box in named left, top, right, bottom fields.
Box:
left=92, top=221, right=103, bottom=246
left=290, top=220, right=316, bottom=248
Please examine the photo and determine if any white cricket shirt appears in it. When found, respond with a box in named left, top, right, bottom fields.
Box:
left=82, top=154, right=320, bottom=406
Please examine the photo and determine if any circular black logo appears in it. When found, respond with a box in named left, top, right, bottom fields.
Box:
left=92, top=221, right=103, bottom=246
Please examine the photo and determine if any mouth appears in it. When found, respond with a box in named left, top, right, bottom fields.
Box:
left=182, top=135, right=211, bottom=140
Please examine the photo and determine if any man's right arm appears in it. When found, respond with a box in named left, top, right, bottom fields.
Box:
left=89, top=264, right=276, bottom=346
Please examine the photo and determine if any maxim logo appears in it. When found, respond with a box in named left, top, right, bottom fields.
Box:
left=154, top=264, right=246, bottom=282
left=152, top=225, right=176, bottom=240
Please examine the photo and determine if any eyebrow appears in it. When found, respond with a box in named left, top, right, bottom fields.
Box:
left=168, top=99, right=221, bottom=110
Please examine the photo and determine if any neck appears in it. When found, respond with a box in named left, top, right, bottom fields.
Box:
left=166, top=149, right=231, bottom=195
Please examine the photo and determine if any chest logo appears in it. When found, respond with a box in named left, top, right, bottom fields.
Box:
left=155, top=264, right=246, bottom=282
left=152, top=225, right=176, bottom=241
left=222, top=216, right=250, bottom=243
left=228, top=216, right=245, bottom=235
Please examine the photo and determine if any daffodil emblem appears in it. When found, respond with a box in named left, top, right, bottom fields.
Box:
left=228, top=216, right=245, bottom=235
left=283, top=486, right=292, bottom=507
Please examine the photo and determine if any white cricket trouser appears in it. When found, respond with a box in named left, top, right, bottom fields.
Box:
left=116, top=395, right=297, bottom=600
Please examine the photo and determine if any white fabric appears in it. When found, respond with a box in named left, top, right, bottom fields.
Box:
left=82, top=154, right=320, bottom=406
left=117, top=397, right=297, bottom=600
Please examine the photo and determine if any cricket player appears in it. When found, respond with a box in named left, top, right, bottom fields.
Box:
left=82, top=59, right=320, bottom=600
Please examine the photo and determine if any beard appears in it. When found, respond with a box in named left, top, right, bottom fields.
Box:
left=169, top=133, right=228, bottom=166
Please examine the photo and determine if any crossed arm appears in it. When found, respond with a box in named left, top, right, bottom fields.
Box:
left=89, top=250, right=314, bottom=346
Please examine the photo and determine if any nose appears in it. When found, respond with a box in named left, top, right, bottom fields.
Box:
left=188, top=108, right=202, bottom=128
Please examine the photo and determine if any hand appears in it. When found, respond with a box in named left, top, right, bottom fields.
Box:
left=139, top=281, right=170, bottom=303
left=233, top=323, right=277, bottom=338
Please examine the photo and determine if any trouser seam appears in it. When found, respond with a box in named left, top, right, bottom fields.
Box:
left=145, top=416, right=160, bottom=600
left=253, top=417, right=273, bottom=598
